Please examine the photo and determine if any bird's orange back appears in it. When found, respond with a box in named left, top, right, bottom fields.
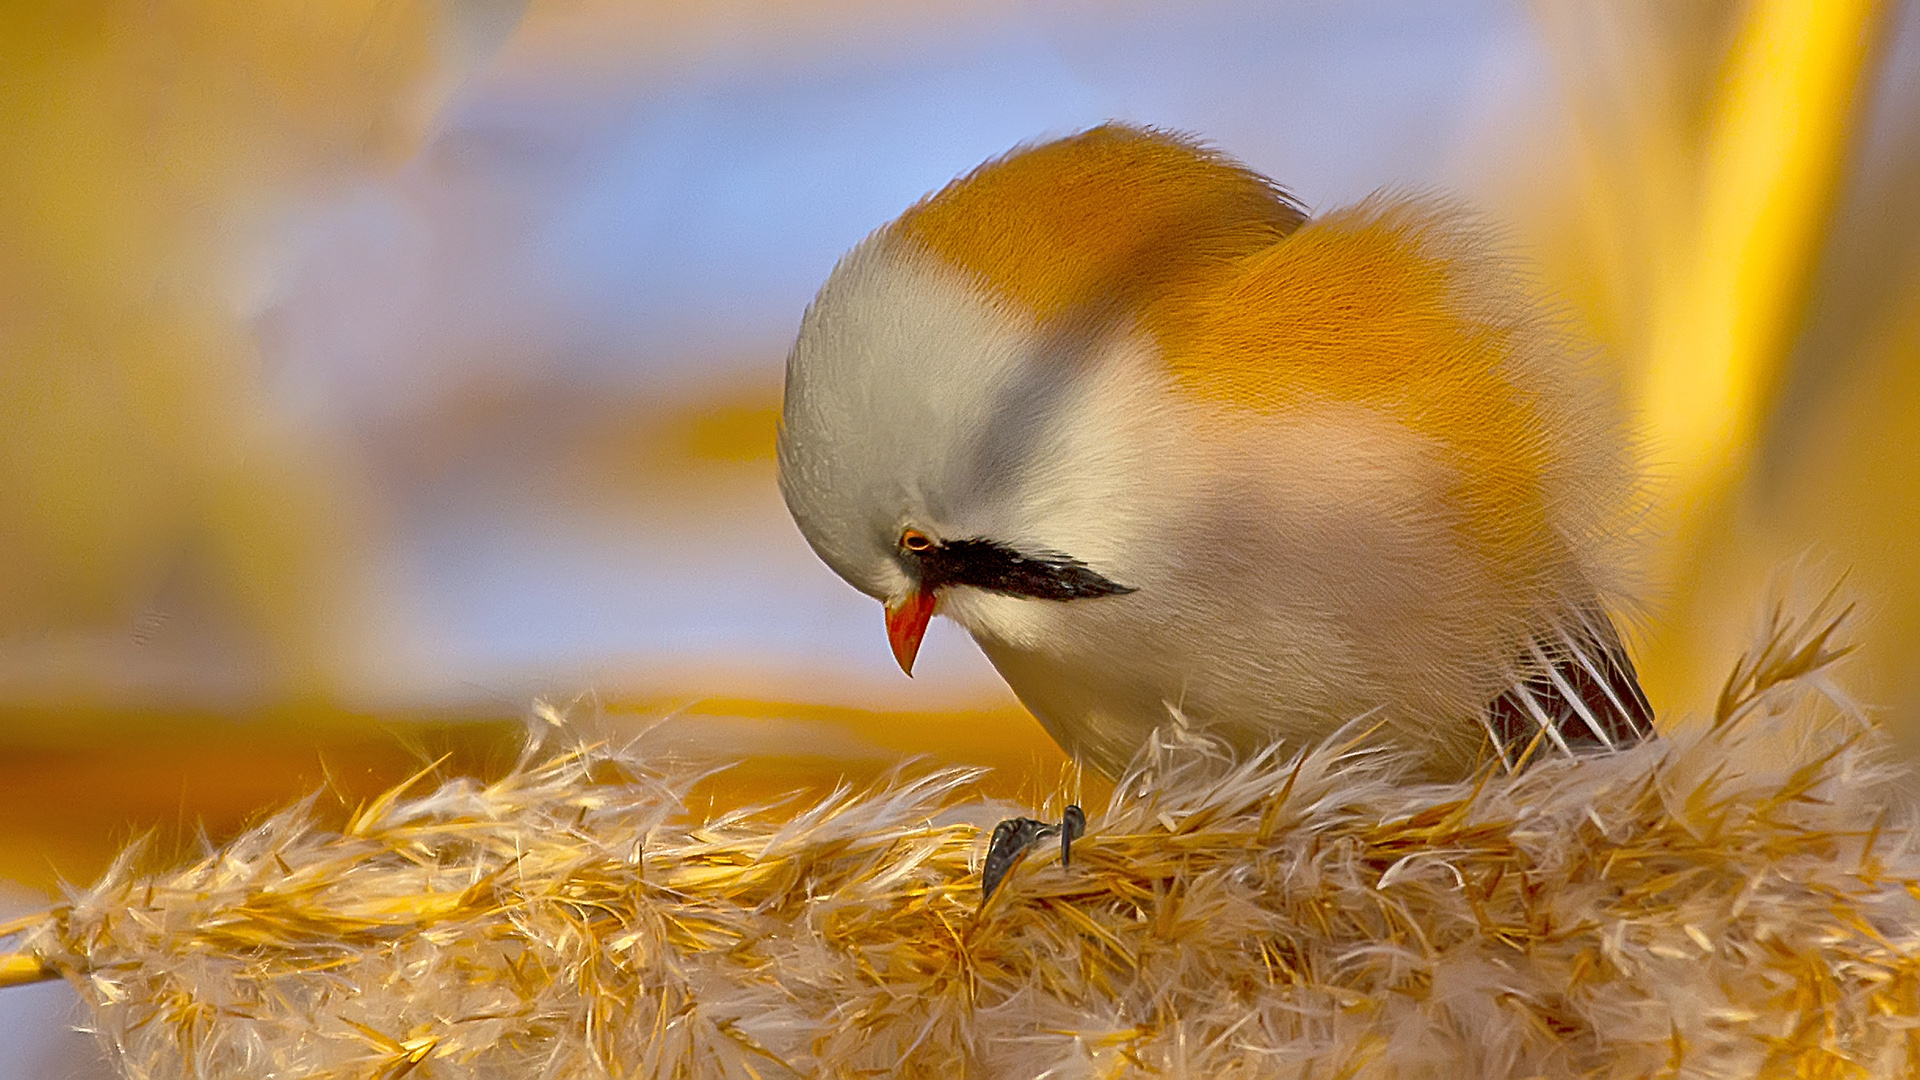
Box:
left=893, top=124, right=1304, bottom=332
left=1172, top=199, right=1561, bottom=588
left=894, top=124, right=1581, bottom=596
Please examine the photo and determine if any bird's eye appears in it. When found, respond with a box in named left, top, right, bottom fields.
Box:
left=900, top=529, right=934, bottom=553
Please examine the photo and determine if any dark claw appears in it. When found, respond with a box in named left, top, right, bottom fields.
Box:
left=981, top=805, right=1087, bottom=903
left=1061, top=804, right=1086, bottom=868
left=982, top=817, right=1048, bottom=902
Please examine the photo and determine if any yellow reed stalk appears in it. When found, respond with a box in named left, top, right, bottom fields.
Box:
left=1635, top=0, right=1889, bottom=692
left=1640, top=0, right=1887, bottom=498
left=0, top=950, right=55, bottom=989
left=0, top=909, right=57, bottom=988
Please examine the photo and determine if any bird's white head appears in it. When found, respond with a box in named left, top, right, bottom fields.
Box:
left=777, top=125, right=1305, bottom=675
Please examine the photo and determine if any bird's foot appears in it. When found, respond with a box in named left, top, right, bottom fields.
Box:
left=981, top=804, right=1085, bottom=903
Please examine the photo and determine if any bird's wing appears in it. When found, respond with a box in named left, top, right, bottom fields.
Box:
left=1484, top=610, right=1656, bottom=769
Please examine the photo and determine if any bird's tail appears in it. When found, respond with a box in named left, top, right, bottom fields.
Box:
left=1485, top=609, right=1655, bottom=769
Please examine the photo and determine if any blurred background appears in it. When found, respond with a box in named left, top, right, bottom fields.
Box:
left=2, top=1, right=1916, bottom=1074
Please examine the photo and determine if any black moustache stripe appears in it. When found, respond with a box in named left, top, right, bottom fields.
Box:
left=907, top=538, right=1136, bottom=601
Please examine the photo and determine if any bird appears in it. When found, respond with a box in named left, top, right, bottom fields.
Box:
left=776, top=124, right=1653, bottom=811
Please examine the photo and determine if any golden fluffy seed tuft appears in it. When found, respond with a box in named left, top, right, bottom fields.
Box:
left=1, top=597, right=1912, bottom=1077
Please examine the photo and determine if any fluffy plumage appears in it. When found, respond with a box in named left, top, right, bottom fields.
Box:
left=779, top=124, right=1647, bottom=777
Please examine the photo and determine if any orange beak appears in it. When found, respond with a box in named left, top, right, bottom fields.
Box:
left=884, top=589, right=937, bottom=676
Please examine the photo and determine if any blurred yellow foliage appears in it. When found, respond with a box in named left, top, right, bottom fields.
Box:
left=1637, top=0, right=1883, bottom=498
left=674, top=400, right=782, bottom=464
left=0, top=1, right=443, bottom=695
left=1533, top=0, right=1915, bottom=734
